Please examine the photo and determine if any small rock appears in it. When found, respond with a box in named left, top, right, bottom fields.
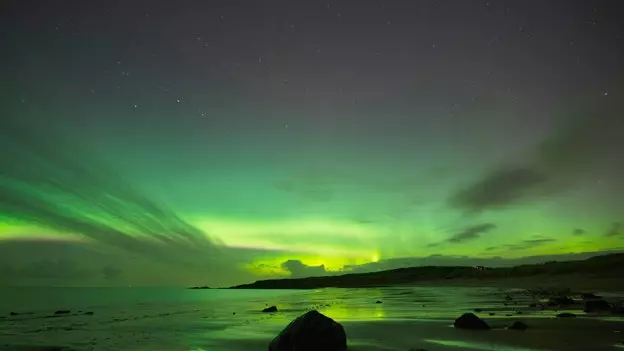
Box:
left=9, top=312, right=18, bottom=316
left=516, top=311, right=523, bottom=314
left=375, top=300, right=382, bottom=304
left=556, top=312, right=576, bottom=318
left=474, top=308, right=484, bottom=313
left=529, top=303, right=537, bottom=307
left=54, top=310, right=71, bottom=315
left=84, top=311, right=94, bottom=315
left=453, top=313, right=490, bottom=330
left=584, top=299, right=611, bottom=313
left=581, top=292, right=600, bottom=299
left=505, top=314, right=513, bottom=316
left=262, top=306, right=278, bottom=313
left=611, top=305, right=624, bottom=315
left=549, top=296, right=574, bottom=306
left=269, top=310, right=346, bottom=351
left=488, top=312, right=495, bottom=316
left=232, top=312, right=236, bottom=315
left=508, top=321, right=528, bottom=330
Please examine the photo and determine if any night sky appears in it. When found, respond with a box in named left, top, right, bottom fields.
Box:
left=1, top=0, right=623, bottom=287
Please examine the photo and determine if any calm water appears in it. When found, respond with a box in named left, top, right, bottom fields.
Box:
left=0, top=286, right=622, bottom=351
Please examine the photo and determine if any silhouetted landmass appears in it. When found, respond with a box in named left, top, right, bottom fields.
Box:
left=230, top=253, right=624, bottom=289
left=188, top=285, right=211, bottom=289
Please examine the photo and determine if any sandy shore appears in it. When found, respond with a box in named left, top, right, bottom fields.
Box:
left=1, top=285, right=622, bottom=351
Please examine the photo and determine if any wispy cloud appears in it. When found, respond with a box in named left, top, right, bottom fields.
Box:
left=0, top=116, right=219, bottom=261
left=606, top=222, right=622, bottom=237
left=448, top=105, right=624, bottom=213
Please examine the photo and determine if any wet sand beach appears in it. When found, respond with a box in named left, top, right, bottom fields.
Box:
left=1, top=286, right=622, bottom=351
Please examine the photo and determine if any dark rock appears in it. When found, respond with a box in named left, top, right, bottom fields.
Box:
left=611, top=305, right=624, bottom=315
left=84, top=311, right=94, bottom=315
left=453, top=313, right=490, bottom=330
left=263, top=306, right=278, bottom=313
left=54, top=310, right=71, bottom=315
left=581, top=292, right=600, bottom=299
left=528, top=303, right=537, bottom=307
left=9, top=312, right=18, bottom=316
left=584, top=300, right=611, bottom=313
left=269, top=310, right=347, bottom=351
left=488, top=312, right=495, bottom=316
left=505, top=314, right=513, bottom=316
left=473, top=308, right=484, bottom=313
left=556, top=312, right=576, bottom=318
left=505, top=295, right=513, bottom=301
left=375, top=300, right=382, bottom=304
left=232, top=312, right=236, bottom=315
left=549, top=296, right=574, bottom=306
left=515, top=311, right=523, bottom=314
left=508, top=321, right=528, bottom=330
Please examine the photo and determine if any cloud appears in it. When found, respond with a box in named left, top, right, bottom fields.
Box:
left=449, top=167, right=549, bottom=213
left=0, top=115, right=220, bottom=263
left=447, top=223, right=497, bottom=243
left=606, top=222, right=622, bottom=237
left=449, top=104, right=624, bottom=213
left=281, top=259, right=327, bottom=278
left=573, top=228, right=586, bottom=235
left=499, top=238, right=556, bottom=251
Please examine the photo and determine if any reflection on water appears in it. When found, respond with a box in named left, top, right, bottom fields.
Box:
left=425, top=339, right=550, bottom=351
left=0, top=286, right=623, bottom=351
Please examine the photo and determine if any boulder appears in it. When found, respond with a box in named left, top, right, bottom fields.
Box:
left=262, top=306, right=278, bottom=313
left=453, top=313, right=490, bottom=330
left=54, top=310, right=71, bottom=315
left=375, top=300, right=382, bottom=304
left=269, top=310, right=347, bottom=351
left=508, top=321, right=528, bottom=330
left=584, top=299, right=611, bottom=313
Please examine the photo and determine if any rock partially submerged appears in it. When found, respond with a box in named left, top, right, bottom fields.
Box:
left=453, top=313, right=490, bottom=330
left=53, top=310, right=70, bottom=315
left=262, top=306, right=278, bottom=313
left=581, top=292, right=601, bottom=299
left=269, top=310, right=347, bottom=351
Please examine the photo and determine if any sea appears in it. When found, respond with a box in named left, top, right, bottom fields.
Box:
left=0, top=286, right=622, bottom=351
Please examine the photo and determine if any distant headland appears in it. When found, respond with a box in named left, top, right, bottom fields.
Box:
left=228, top=253, right=624, bottom=290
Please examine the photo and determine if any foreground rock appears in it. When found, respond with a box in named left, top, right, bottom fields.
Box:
left=453, top=313, right=490, bottom=330
left=54, top=310, right=70, bottom=315
left=269, top=310, right=347, bottom=351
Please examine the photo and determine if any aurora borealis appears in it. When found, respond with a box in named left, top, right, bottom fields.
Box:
left=1, top=0, right=623, bottom=287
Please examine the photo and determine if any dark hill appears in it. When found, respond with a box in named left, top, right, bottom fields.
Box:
left=230, top=253, right=624, bottom=289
